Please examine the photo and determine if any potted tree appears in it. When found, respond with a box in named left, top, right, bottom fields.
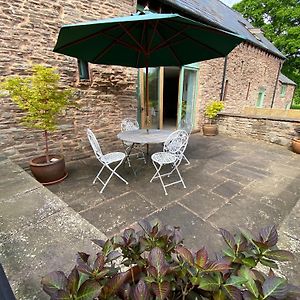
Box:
left=202, top=100, right=225, bottom=136
left=1, top=65, right=75, bottom=185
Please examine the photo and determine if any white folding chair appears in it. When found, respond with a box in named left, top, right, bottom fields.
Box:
left=150, top=130, right=189, bottom=195
left=121, top=118, right=146, bottom=167
left=179, top=119, right=192, bottom=165
left=87, top=129, right=128, bottom=193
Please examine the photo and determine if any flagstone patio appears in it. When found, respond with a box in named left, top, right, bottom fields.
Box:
left=47, top=133, right=300, bottom=259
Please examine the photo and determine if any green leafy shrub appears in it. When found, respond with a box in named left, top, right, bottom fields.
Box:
left=0, top=65, right=75, bottom=162
left=205, top=101, right=225, bottom=124
left=41, top=222, right=299, bottom=300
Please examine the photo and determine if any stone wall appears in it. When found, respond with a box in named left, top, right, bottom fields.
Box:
left=194, top=43, right=283, bottom=130
left=274, top=82, right=296, bottom=109
left=218, top=113, right=300, bottom=146
left=0, top=0, right=137, bottom=167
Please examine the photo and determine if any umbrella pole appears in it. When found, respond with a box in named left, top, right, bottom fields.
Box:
left=145, top=64, right=150, bottom=133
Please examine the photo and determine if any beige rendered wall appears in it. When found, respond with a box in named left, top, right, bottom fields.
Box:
left=0, top=0, right=138, bottom=167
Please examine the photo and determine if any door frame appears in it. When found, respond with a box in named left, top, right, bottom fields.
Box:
left=177, top=63, right=200, bottom=128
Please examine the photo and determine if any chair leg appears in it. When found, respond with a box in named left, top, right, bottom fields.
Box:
left=175, top=165, right=186, bottom=188
left=183, top=154, right=190, bottom=165
left=151, top=162, right=168, bottom=195
left=93, top=165, right=105, bottom=184
left=95, top=160, right=128, bottom=194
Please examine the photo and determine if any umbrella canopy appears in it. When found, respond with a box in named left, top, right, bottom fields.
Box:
left=54, top=11, right=244, bottom=123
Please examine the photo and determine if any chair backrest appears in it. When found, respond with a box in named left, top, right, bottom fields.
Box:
left=179, top=118, right=192, bottom=135
left=121, top=118, right=139, bottom=132
left=163, top=130, right=189, bottom=160
left=87, top=128, right=103, bottom=159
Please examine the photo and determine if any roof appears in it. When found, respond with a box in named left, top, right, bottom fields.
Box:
left=279, top=73, right=297, bottom=86
left=160, top=0, right=285, bottom=59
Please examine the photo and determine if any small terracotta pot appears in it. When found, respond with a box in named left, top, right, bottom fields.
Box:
left=202, top=124, right=218, bottom=136
left=30, top=154, right=67, bottom=185
left=292, top=138, right=300, bottom=154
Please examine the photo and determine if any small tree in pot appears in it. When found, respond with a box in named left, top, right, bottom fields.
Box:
left=0, top=64, right=75, bottom=184
left=203, top=100, right=225, bottom=136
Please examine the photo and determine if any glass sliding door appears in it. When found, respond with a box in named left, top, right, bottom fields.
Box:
left=178, top=65, right=199, bottom=129
left=138, top=67, right=163, bottom=128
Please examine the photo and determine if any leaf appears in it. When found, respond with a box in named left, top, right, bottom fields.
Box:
left=220, top=228, right=236, bottom=250
left=175, top=245, right=194, bottom=265
left=223, top=285, right=242, bottom=300
left=91, top=239, right=106, bottom=248
left=41, top=271, right=68, bottom=297
left=102, top=272, right=128, bottom=297
left=102, top=239, right=114, bottom=255
left=133, top=280, right=150, bottom=300
left=263, top=250, right=294, bottom=262
left=262, top=277, right=288, bottom=299
left=198, top=275, right=220, bottom=291
left=148, top=247, right=168, bottom=275
left=241, top=257, right=256, bottom=268
left=259, top=225, right=278, bottom=247
left=106, top=250, right=122, bottom=262
left=55, top=290, right=71, bottom=300
left=260, top=258, right=278, bottom=269
left=195, top=247, right=208, bottom=268
left=151, top=281, right=170, bottom=300
left=225, top=275, right=248, bottom=287
left=77, top=252, right=90, bottom=264
left=242, top=291, right=257, bottom=300
left=93, top=253, right=105, bottom=271
left=138, top=220, right=152, bottom=234
left=238, top=266, right=259, bottom=298
left=213, top=290, right=226, bottom=300
left=77, top=279, right=102, bottom=300
left=67, top=267, right=79, bottom=295
left=204, top=261, right=231, bottom=272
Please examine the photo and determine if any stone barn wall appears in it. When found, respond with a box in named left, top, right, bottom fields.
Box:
left=0, top=0, right=137, bottom=167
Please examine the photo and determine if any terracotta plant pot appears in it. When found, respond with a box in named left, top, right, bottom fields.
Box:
left=202, top=123, right=218, bottom=136
left=292, top=138, right=300, bottom=154
left=30, top=154, right=67, bottom=185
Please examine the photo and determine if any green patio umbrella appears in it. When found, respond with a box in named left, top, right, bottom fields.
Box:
left=54, top=10, right=244, bottom=124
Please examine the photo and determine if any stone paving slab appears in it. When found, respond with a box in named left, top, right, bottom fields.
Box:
left=0, top=158, right=106, bottom=300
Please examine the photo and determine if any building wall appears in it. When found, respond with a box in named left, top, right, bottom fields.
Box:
left=273, top=82, right=296, bottom=109
left=194, top=43, right=283, bottom=130
left=0, top=0, right=138, bottom=167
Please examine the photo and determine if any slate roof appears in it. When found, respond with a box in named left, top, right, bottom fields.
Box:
left=160, top=0, right=285, bottom=59
left=279, top=73, right=297, bottom=86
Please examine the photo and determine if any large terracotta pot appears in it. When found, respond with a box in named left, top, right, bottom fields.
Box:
left=30, top=154, right=67, bottom=185
left=202, top=123, right=218, bottom=136
left=292, top=138, right=300, bottom=154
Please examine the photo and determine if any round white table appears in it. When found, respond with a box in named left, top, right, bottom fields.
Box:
left=117, top=129, right=173, bottom=144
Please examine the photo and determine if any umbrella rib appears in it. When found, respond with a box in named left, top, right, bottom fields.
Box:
left=55, top=24, right=121, bottom=51
left=136, top=21, right=146, bottom=67
left=162, top=21, right=226, bottom=57
left=119, top=22, right=145, bottom=52
left=148, top=21, right=181, bottom=65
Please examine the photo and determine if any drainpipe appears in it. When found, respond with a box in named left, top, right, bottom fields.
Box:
left=220, top=56, right=228, bottom=100
left=270, top=61, right=282, bottom=108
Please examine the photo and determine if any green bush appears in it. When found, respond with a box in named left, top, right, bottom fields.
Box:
left=205, top=101, right=225, bottom=124
left=41, top=221, right=299, bottom=300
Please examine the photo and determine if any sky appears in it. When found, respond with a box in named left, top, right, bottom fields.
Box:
left=220, top=0, right=240, bottom=7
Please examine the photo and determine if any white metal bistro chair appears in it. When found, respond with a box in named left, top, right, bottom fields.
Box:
left=150, top=130, right=189, bottom=195
left=121, top=118, right=146, bottom=166
left=87, top=128, right=128, bottom=193
left=179, top=119, right=192, bottom=165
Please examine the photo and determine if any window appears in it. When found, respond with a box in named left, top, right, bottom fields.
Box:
left=77, top=60, right=89, bottom=80
left=256, top=88, right=265, bottom=108
left=280, top=84, right=287, bottom=97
